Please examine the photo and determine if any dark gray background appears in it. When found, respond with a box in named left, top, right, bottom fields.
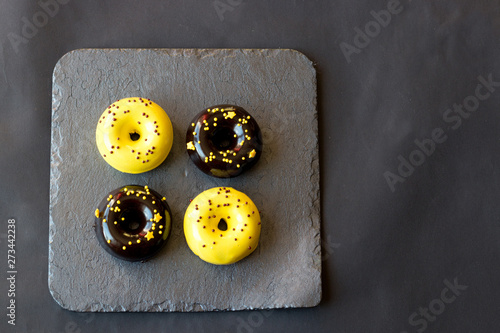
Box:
left=1, top=0, right=499, bottom=332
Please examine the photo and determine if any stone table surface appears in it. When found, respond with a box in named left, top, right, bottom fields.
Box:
left=49, top=48, right=320, bottom=312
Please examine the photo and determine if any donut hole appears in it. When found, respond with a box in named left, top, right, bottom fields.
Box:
left=129, top=132, right=140, bottom=141
left=211, top=127, right=237, bottom=151
left=119, top=209, right=147, bottom=235
left=217, top=218, right=228, bottom=231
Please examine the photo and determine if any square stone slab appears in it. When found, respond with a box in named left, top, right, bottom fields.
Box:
left=49, top=48, right=320, bottom=312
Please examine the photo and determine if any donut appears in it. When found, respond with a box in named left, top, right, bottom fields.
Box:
left=185, top=105, right=263, bottom=178
left=94, top=185, right=172, bottom=261
left=96, top=97, right=174, bottom=174
left=184, top=187, right=261, bottom=265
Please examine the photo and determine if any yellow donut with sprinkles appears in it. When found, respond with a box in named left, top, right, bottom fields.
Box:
left=96, top=97, right=173, bottom=174
left=184, top=187, right=261, bottom=265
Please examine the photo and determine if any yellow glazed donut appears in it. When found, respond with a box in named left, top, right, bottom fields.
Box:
left=96, top=97, right=173, bottom=174
left=184, top=187, right=261, bottom=265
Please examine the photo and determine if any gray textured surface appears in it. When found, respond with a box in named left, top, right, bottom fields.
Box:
left=48, top=49, right=320, bottom=312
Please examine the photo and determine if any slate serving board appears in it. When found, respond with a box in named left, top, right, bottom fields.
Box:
left=49, top=48, right=320, bottom=312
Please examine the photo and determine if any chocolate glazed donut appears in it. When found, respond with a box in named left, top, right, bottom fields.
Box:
left=94, top=185, right=172, bottom=261
left=186, top=105, right=263, bottom=178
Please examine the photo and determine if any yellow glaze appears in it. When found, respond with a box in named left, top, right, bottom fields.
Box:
left=184, top=187, right=261, bottom=265
left=96, top=97, right=173, bottom=174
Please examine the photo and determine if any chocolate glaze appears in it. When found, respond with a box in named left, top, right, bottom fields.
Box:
left=186, top=105, right=263, bottom=178
left=94, top=185, right=172, bottom=261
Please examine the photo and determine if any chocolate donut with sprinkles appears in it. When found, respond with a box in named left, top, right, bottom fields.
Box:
left=186, top=105, right=263, bottom=178
left=96, top=97, right=174, bottom=174
left=94, top=185, right=172, bottom=262
left=184, top=187, right=261, bottom=265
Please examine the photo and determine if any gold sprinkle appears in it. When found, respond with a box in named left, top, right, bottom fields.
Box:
left=143, top=196, right=146, bottom=200
left=249, top=149, right=256, bottom=158
left=152, top=201, right=156, bottom=204
left=226, top=111, right=236, bottom=119
left=137, top=239, right=141, bottom=244
left=187, top=141, right=196, bottom=150
left=159, top=230, right=163, bottom=234
left=128, top=241, right=132, bottom=245
left=122, top=246, right=126, bottom=250
left=95, top=209, right=100, bottom=218
left=107, top=240, right=111, bottom=243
